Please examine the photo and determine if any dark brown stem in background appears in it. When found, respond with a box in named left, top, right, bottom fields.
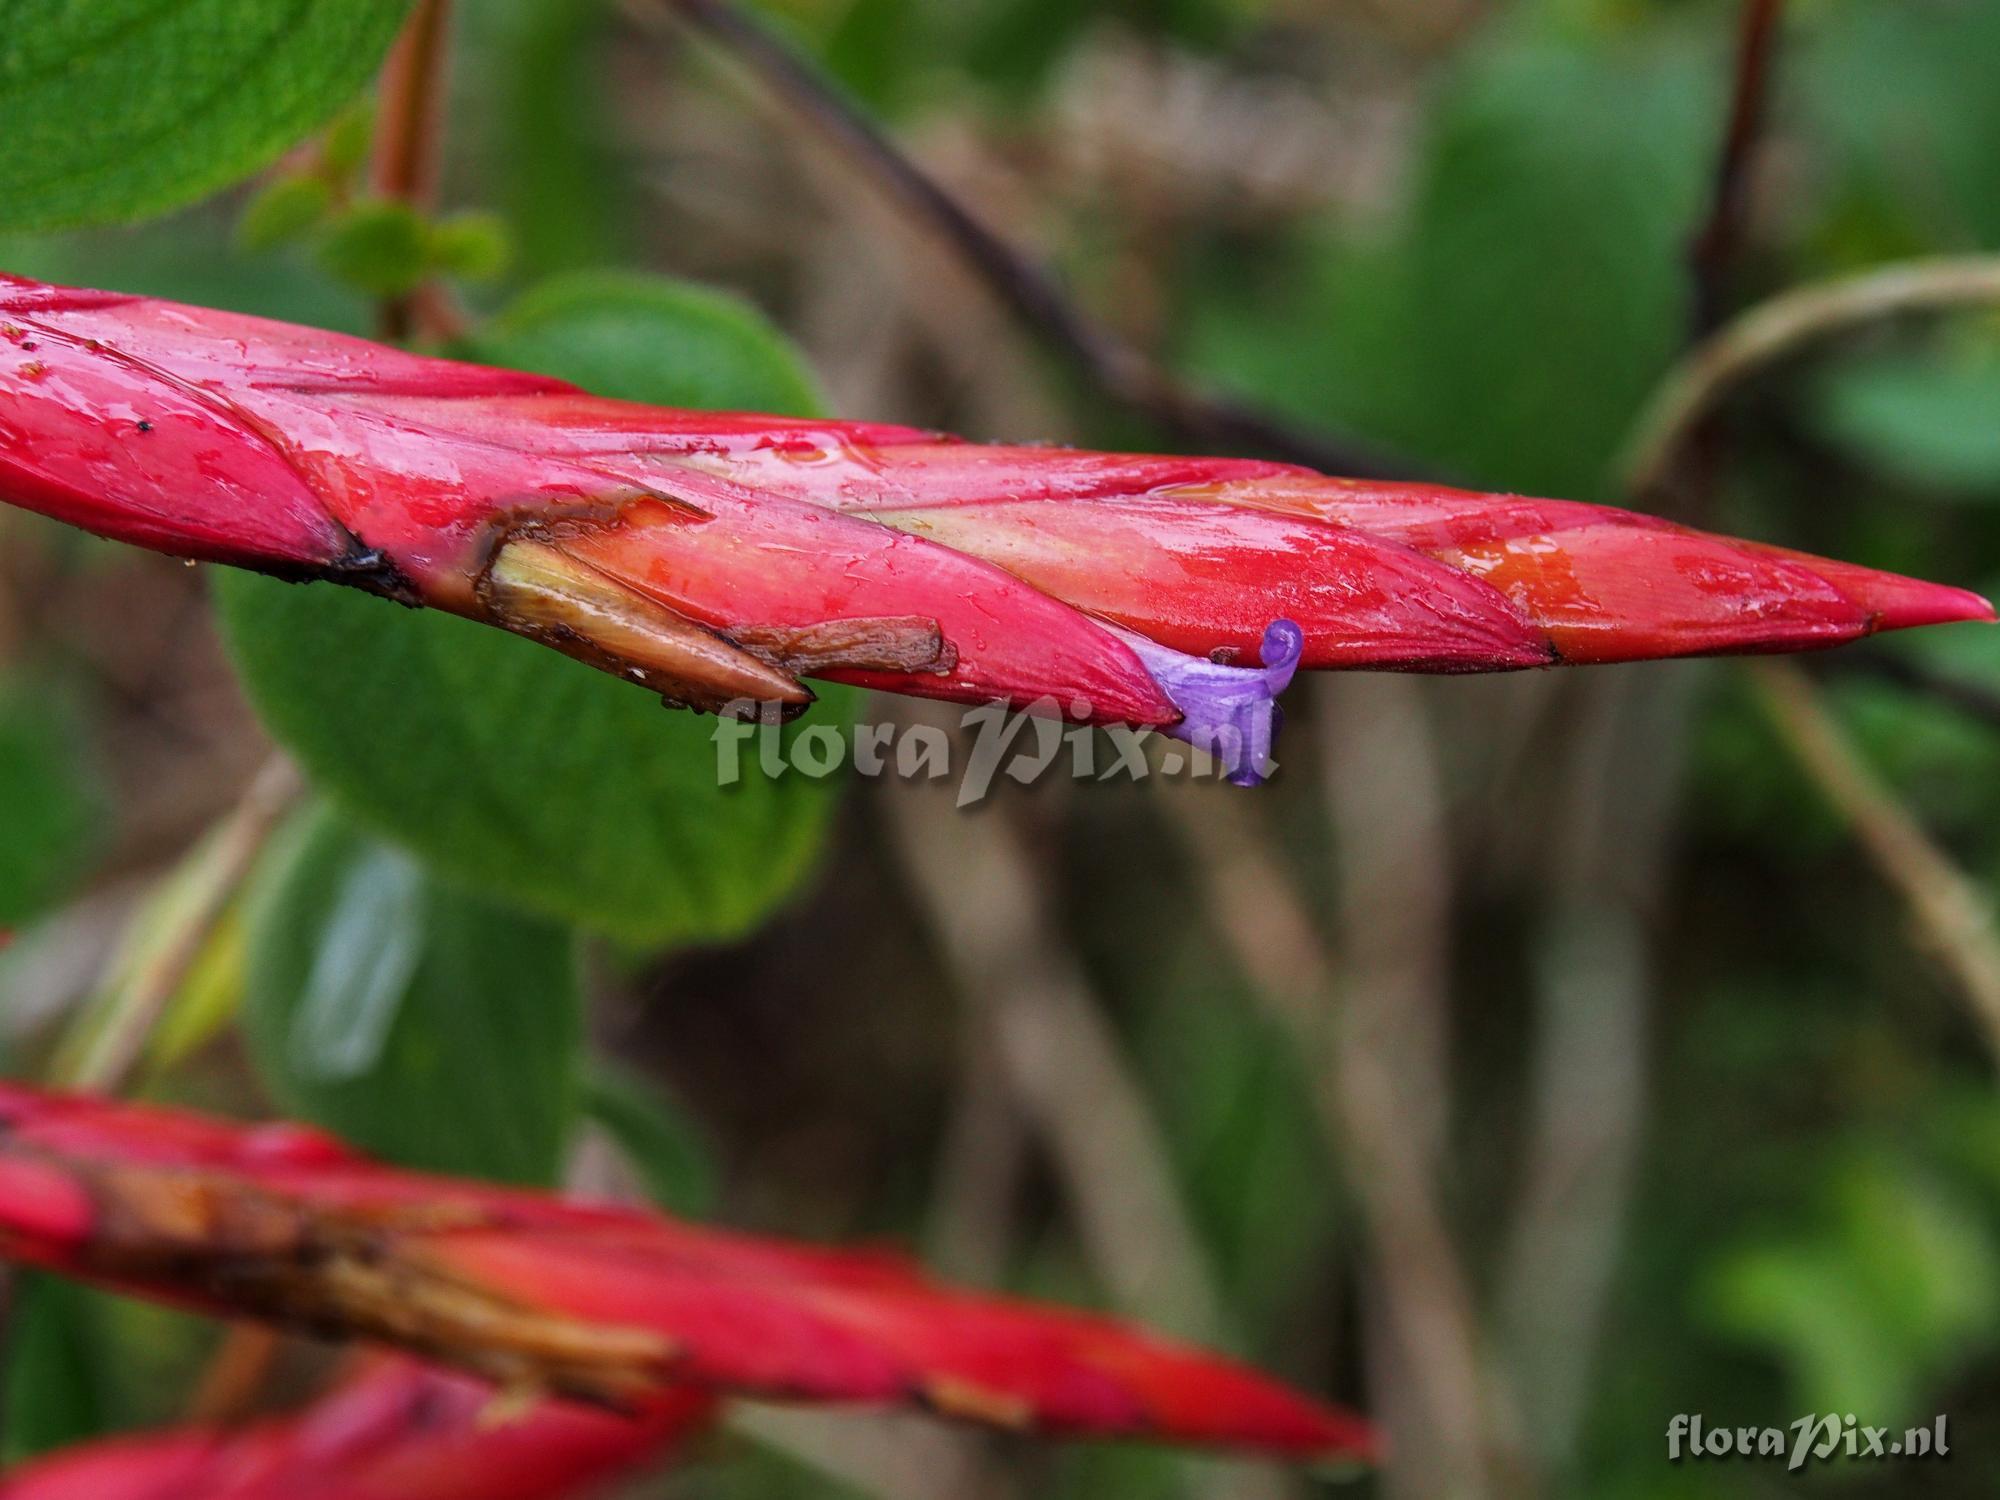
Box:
left=635, top=0, right=1419, bottom=480
left=373, top=0, right=456, bottom=343
left=1686, top=0, right=1784, bottom=341
left=1626, top=256, right=2000, bottom=502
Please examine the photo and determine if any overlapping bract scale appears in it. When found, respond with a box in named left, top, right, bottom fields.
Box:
left=0, top=273, right=1987, bottom=785
left=0, top=1358, right=713, bottom=1500
left=0, top=1085, right=1376, bottom=1462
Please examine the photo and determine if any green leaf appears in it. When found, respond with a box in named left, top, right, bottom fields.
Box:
left=0, top=1276, right=108, bottom=1465
left=216, top=575, right=848, bottom=948
left=460, top=270, right=826, bottom=416
left=318, top=102, right=379, bottom=181
left=237, top=174, right=336, bottom=253
left=318, top=199, right=431, bottom=298
left=0, top=1, right=412, bottom=232
left=0, top=678, right=106, bottom=928
left=243, top=806, right=583, bottom=1185
left=582, top=1061, right=718, bottom=1217
left=818, top=0, right=933, bottom=116
left=215, top=271, right=846, bottom=948
left=428, top=211, right=513, bottom=282
left=1813, top=343, right=2000, bottom=495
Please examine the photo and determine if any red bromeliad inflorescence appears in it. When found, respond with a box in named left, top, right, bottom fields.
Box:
left=0, top=273, right=1988, bottom=782
left=0, top=1358, right=714, bottom=1500
left=0, top=1084, right=1378, bottom=1464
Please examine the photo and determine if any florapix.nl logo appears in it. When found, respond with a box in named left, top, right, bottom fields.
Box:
left=1667, top=1413, right=1950, bottom=1474
left=712, top=698, right=1268, bottom=807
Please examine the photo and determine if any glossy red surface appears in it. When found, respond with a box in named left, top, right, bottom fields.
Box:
left=0, top=272, right=1988, bottom=726
left=0, top=1083, right=1376, bottom=1463
left=0, top=1358, right=712, bottom=1500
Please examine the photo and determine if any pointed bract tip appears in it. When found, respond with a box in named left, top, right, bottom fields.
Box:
left=1861, top=576, right=1997, bottom=632
left=1117, top=618, right=1304, bottom=787
left=1741, top=547, right=1995, bottom=633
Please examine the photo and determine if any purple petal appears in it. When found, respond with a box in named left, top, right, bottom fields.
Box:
left=1113, top=619, right=1304, bottom=786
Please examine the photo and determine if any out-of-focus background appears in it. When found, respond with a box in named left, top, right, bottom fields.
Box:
left=4, top=0, right=2000, bottom=1496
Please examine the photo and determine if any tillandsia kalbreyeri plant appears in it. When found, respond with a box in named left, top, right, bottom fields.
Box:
left=0, top=273, right=1989, bottom=784
left=0, top=1085, right=1374, bottom=1461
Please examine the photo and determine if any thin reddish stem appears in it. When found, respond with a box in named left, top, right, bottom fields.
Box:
left=372, top=0, right=459, bottom=342
left=1687, top=0, right=1785, bottom=340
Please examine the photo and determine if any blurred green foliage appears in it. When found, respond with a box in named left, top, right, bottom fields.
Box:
left=463, top=270, right=827, bottom=413
left=582, top=1060, right=721, bottom=1217
left=0, top=679, right=106, bottom=929
left=1185, top=30, right=1711, bottom=498
left=0, top=1278, right=107, bottom=1466
left=315, top=198, right=435, bottom=296
left=1812, top=336, right=2000, bottom=495
left=464, top=0, right=633, bottom=277
left=244, top=806, right=583, bottom=1184
left=1704, top=1140, right=2000, bottom=1422
left=769, top=0, right=1262, bottom=110
left=215, top=570, right=848, bottom=947
left=237, top=175, right=339, bottom=254
left=0, top=1277, right=212, bottom=1467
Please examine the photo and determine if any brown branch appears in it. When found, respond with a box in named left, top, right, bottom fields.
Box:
left=1625, top=255, right=2000, bottom=502
left=373, top=0, right=452, bottom=208
left=923, top=1024, right=1032, bottom=1289
left=1640, top=25, right=2000, bottom=1052
left=729, top=1406, right=1005, bottom=1500
left=1156, top=721, right=1529, bottom=1495
left=1753, top=661, right=2000, bottom=1061
left=1686, top=0, right=1785, bottom=340
left=631, top=0, right=1417, bottom=479
left=1479, top=13, right=1765, bottom=1460
left=1154, top=784, right=1334, bottom=1044
left=1642, top=181, right=2000, bottom=1075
